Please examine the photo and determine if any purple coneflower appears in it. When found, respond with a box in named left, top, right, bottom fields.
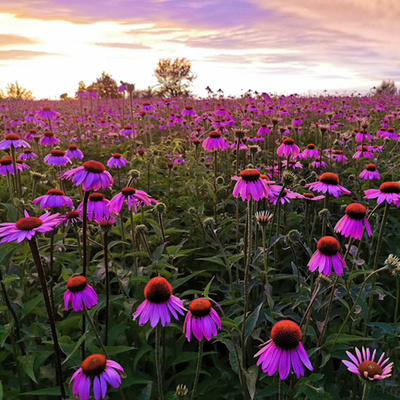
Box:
left=44, top=150, right=71, bottom=167
left=343, top=347, right=393, bottom=381
left=269, top=187, right=303, bottom=205
left=353, top=145, right=374, bottom=160
left=37, top=106, right=59, bottom=120
left=65, top=210, right=81, bottom=226
left=107, top=153, right=128, bottom=169
left=61, top=160, right=113, bottom=191
left=232, top=169, right=276, bottom=202
left=34, top=189, right=74, bottom=209
left=0, top=156, right=29, bottom=176
left=70, top=354, right=124, bottom=400
left=20, top=149, right=39, bottom=161
left=308, top=236, right=346, bottom=276
left=0, top=133, right=30, bottom=149
left=364, top=182, right=400, bottom=205
left=119, top=125, right=135, bottom=137
left=311, top=158, right=327, bottom=169
left=78, top=193, right=109, bottom=221
left=277, top=138, right=300, bottom=159
left=182, top=105, right=197, bottom=117
left=334, top=203, right=372, bottom=240
left=359, top=164, right=380, bottom=181
left=202, top=131, right=229, bottom=152
left=330, top=150, right=348, bottom=163
left=108, top=187, right=157, bottom=214
left=305, top=172, right=350, bottom=198
left=257, top=123, right=271, bottom=136
left=64, top=276, right=98, bottom=311
left=301, top=143, right=319, bottom=160
left=40, top=131, right=61, bottom=146
left=183, top=298, right=221, bottom=342
left=254, top=320, right=313, bottom=380
left=66, top=144, right=84, bottom=160
left=302, top=193, right=325, bottom=202
left=133, top=276, right=186, bottom=327
left=0, top=211, right=63, bottom=243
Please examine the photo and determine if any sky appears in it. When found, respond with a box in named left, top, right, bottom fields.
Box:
left=0, top=0, right=399, bottom=99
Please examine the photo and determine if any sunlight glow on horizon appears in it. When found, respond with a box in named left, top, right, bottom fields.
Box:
left=0, top=3, right=398, bottom=99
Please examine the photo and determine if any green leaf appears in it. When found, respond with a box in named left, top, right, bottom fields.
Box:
left=0, top=380, right=3, bottom=400
left=203, top=276, right=215, bottom=297
left=62, top=334, right=87, bottom=365
left=20, top=388, right=61, bottom=396
left=17, top=355, right=37, bottom=383
left=220, top=317, right=239, bottom=330
left=172, top=271, right=204, bottom=290
left=0, top=275, right=19, bottom=285
left=245, top=302, right=263, bottom=339
left=197, top=256, right=225, bottom=266
left=364, top=322, right=394, bottom=334
left=244, top=365, right=258, bottom=400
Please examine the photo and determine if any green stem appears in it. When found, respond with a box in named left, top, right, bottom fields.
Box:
left=395, top=278, right=399, bottom=323
left=191, top=341, right=203, bottom=400
left=155, top=324, right=165, bottom=400
left=361, top=382, right=369, bottom=400
left=28, top=239, right=66, bottom=399
left=366, top=202, right=389, bottom=325
left=330, top=266, right=389, bottom=351
left=83, top=307, right=108, bottom=357
left=261, top=226, right=273, bottom=310
left=103, top=231, right=110, bottom=346
left=241, top=199, right=253, bottom=368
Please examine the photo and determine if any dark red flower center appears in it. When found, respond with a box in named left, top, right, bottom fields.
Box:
left=83, top=160, right=106, bottom=173
left=42, top=106, right=51, bottom=112
left=358, top=361, right=383, bottom=378
left=353, top=129, right=359, bottom=133
left=29, top=129, right=37, bottom=134
left=185, top=106, right=193, bottom=110
left=51, top=150, right=65, bottom=157
left=68, top=144, right=78, bottom=150
left=189, top=298, right=212, bottom=317
left=124, top=126, right=132, bottom=130
left=47, top=189, right=65, bottom=196
left=379, top=182, right=400, bottom=194
left=0, top=157, right=12, bottom=165
left=122, top=187, right=136, bottom=196
left=240, top=169, right=261, bottom=182
left=143, top=102, right=151, bottom=106
left=209, top=131, right=221, bottom=139
left=112, top=153, right=121, bottom=159
left=345, top=203, right=367, bottom=220
left=16, top=217, right=43, bottom=231
left=307, top=144, right=315, bottom=149
left=271, top=320, right=302, bottom=350
left=366, top=164, right=376, bottom=171
left=333, top=150, right=343, bottom=155
left=44, top=131, right=54, bottom=137
left=283, top=138, right=295, bottom=145
left=24, top=150, right=32, bottom=154
left=317, top=236, right=340, bottom=256
left=81, top=354, right=107, bottom=377
left=67, top=276, right=88, bottom=293
left=144, top=277, right=173, bottom=303
left=5, top=134, right=20, bottom=141
left=89, top=193, right=104, bottom=202
left=260, top=174, right=270, bottom=181
left=319, top=172, right=339, bottom=185
left=303, top=192, right=315, bottom=199
left=388, top=128, right=395, bottom=133
left=66, top=211, right=80, bottom=219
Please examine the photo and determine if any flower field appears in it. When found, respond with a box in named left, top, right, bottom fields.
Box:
left=0, top=93, right=399, bottom=399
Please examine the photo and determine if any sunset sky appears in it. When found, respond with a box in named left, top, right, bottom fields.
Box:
left=0, top=0, right=399, bottom=99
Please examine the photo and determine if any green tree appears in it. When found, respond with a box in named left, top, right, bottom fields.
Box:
left=91, top=72, right=120, bottom=99
left=375, top=80, right=398, bottom=95
left=5, top=81, right=34, bottom=100
left=154, top=58, right=196, bottom=97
